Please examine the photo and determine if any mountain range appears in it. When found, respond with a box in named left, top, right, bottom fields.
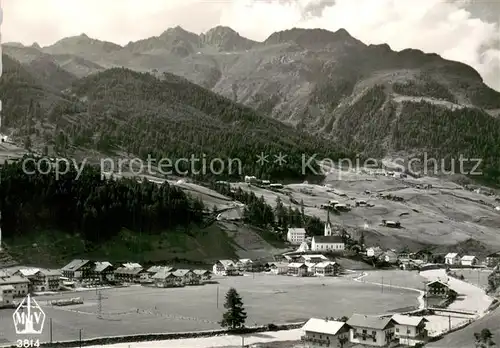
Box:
left=3, top=26, right=500, bottom=184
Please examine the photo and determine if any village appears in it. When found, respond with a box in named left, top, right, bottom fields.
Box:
left=1, top=211, right=499, bottom=347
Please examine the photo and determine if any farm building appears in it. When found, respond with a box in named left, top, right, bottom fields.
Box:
left=312, top=262, right=339, bottom=276
left=392, top=314, right=428, bottom=346
left=460, top=255, right=478, bottom=266
left=269, top=262, right=288, bottom=275
left=486, top=252, right=500, bottom=267
left=301, top=318, right=350, bottom=347
left=287, top=263, right=307, bottom=277
left=212, top=260, right=237, bottom=275
left=444, top=253, right=461, bottom=265
left=366, top=247, right=383, bottom=258
left=347, top=314, right=396, bottom=347
left=426, top=280, right=452, bottom=297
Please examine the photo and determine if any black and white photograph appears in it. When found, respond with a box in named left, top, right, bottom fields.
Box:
left=0, top=1, right=499, bottom=347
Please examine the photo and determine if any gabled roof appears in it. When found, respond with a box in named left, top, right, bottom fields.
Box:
left=15, top=268, right=40, bottom=277
left=347, top=314, right=394, bottom=330
left=301, top=254, right=328, bottom=261
left=114, top=267, right=144, bottom=275
left=38, top=269, right=62, bottom=277
left=315, top=261, right=337, bottom=268
left=147, top=266, right=173, bottom=273
left=288, top=263, right=307, bottom=268
left=0, top=285, right=15, bottom=291
left=302, top=318, right=347, bottom=336
left=392, top=314, right=428, bottom=327
left=217, top=260, right=235, bottom=268
left=238, top=259, right=252, bottom=264
left=288, top=227, right=306, bottom=234
left=94, top=262, right=113, bottom=273
left=313, top=236, right=344, bottom=244
left=426, top=280, right=449, bottom=288
left=0, top=276, right=30, bottom=284
left=445, top=253, right=458, bottom=258
left=461, top=255, right=477, bottom=261
left=152, top=270, right=177, bottom=280
left=61, top=259, right=91, bottom=272
left=172, top=269, right=193, bottom=277
left=193, top=269, right=211, bottom=275
left=123, top=262, right=142, bottom=269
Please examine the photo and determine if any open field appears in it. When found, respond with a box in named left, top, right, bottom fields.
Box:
left=359, top=270, right=428, bottom=290
left=448, top=268, right=493, bottom=289
left=0, top=274, right=419, bottom=346
left=230, top=166, right=500, bottom=251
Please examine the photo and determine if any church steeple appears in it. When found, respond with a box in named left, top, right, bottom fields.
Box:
left=324, top=209, right=332, bottom=236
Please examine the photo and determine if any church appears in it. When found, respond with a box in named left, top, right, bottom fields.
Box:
left=311, top=211, right=345, bottom=252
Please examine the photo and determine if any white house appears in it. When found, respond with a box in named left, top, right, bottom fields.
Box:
left=460, top=255, right=478, bottom=266
left=301, top=318, right=350, bottom=348
left=311, top=236, right=345, bottom=252
left=0, top=285, right=14, bottom=308
left=312, top=261, right=339, bottom=276
left=366, top=247, right=383, bottom=258
left=244, top=176, right=257, bottom=183
left=287, top=228, right=307, bottom=245
left=213, top=260, right=236, bottom=275
left=269, top=262, right=288, bottom=275
left=445, top=253, right=461, bottom=265
left=347, top=314, right=396, bottom=346
left=0, top=275, right=29, bottom=297
left=392, top=314, right=428, bottom=346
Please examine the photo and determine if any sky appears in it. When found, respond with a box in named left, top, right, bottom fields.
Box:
left=0, top=0, right=499, bottom=91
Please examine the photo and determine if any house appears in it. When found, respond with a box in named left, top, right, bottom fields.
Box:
left=193, top=270, right=212, bottom=280
left=461, top=255, right=478, bottom=266
left=486, top=252, right=500, bottom=267
left=287, top=228, right=307, bottom=245
left=122, top=262, right=142, bottom=269
left=392, top=314, right=428, bottom=346
left=380, top=250, right=398, bottom=264
left=297, top=241, right=310, bottom=252
left=172, top=269, right=200, bottom=285
left=146, top=266, right=173, bottom=277
left=299, top=254, right=329, bottom=264
left=94, top=262, right=115, bottom=282
left=0, top=285, right=14, bottom=308
left=269, top=262, right=288, bottom=275
left=311, top=236, right=345, bottom=253
left=20, top=269, right=62, bottom=292
left=114, top=267, right=147, bottom=283
left=366, top=247, right=383, bottom=258
left=313, top=262, right=339, bottom=276
left=347, top=314, right=396, bottom=346
left=444, top=253, right=460, bottom=265
left=287, top=263, right=308, bottom=277
left=426, top=280, right=451, bottom=297
left=301, top=318, right=350, bottom=348
left=0, top=276, right=29, bottom=297
left=213, top=260, right=237, bottom=275
left=236, top=259, right=253, bottom=272
left=152, top=270, right=181, bottom=288
left=61, top=259, right=95, bottom=280
left=382, top=220, right=401, bottom=228
left=244, top=175, right=257, bottom=183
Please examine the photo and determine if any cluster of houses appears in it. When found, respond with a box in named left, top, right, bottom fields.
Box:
left=301, top=313, right=428, bottom=347
left=286, top=214, right=346, bottom=254
left=60, top=260, right=212, bottom=287
left=0, top=259, right=214, bottom=308
left=213, top=254, right=342, bottom=278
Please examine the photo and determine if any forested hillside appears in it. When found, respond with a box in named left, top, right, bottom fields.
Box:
left=1, top=54, right=354, bottom=182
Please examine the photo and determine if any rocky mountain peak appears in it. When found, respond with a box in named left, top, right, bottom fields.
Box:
left=200, top=26, right=256, bottom=51
left=264, top=27, right=363, bottom=48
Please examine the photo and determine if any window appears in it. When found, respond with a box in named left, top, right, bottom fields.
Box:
left=407, top=329, right=411, bottom=334
left=396, top=328, right=399, bottom=332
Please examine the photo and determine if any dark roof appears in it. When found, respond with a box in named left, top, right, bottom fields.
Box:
left=61, top=259, right=91, bottom=272
left=487, top=252, right=500, bottom=258
left=347, top=314, right=394, bottom=330
left=313, top=236, right=344, bottom=243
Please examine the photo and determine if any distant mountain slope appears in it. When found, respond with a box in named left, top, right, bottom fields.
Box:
left=4, top=27, right=500, bottom=184
left=1, top=55, right=349, bottom=180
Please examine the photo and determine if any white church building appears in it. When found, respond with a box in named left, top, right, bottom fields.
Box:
left=311, top=212, right=345, bottom=252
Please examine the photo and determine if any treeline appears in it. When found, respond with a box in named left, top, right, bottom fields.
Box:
left=211, top=183, right=326, bottom=237
left=0, top=157, right=205, bottom=242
